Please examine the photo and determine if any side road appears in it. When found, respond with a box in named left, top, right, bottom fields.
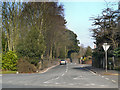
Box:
left=84, top=64, right=119, bottom=75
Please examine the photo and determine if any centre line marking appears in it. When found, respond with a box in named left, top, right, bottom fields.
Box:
left=44, top=81, right=50, bottom=83
left=112, top=80, right=116, bottom=83
left=66, top=70, right=68, bottom=72
left=55, top=83, right=59, bottom=84
left=62, top=74, right=64, bottom=76
left=91, top=83, right=95, bottom=85
left=73, top=78, right=77, bottom=79
left=105, top=78, right=109, bottom=80
left=101, top=76, right=104, bottom=78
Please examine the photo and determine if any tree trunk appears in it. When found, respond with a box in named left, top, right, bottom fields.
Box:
left=49, top=46, right=53, bottom=61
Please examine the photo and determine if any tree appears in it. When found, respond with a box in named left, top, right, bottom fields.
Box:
left=85, top=46, right=92, bottom=57
left=90, top=4, right=120, bottom=68
left=2, top=2, right=22, bottom=52
left=113, top=47, right=120, bottom=57
left=2, top=2, right=80, bottom=71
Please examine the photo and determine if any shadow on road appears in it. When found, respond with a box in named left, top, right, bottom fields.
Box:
left=72, top=64, right=94, bottom=72
left=72, top=67, right=90, bottom=72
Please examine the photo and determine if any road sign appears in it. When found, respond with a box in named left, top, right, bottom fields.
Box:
left=102, top=43, right=110, bottom=52
left=102, top=43, right=110, bottom=72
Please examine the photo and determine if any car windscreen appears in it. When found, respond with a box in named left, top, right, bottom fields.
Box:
left=61, top=60, right=65, bottom=61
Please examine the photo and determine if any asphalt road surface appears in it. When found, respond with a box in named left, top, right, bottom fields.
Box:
left=2, top=63, right=118, bottom=88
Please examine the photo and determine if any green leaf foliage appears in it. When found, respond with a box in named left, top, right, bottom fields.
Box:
left=2, top=51, right=18, bottom=71
left=113, top=47, right=120, bottom=57
left=85, top=46, right=92, bottom=57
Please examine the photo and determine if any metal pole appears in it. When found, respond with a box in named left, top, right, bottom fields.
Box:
left=105, top=51, right=107, bottom=72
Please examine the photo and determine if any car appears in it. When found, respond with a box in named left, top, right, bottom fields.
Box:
left=60, top=60, right=67, bottom=65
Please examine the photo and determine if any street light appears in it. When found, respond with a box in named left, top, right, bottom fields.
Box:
left=102, top=43, right=110, bottom=72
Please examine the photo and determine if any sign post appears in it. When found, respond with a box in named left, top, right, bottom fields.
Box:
left=102, top=43, right=110, bottom=72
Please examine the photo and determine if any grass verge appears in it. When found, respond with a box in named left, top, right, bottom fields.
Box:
left=0, top=71, right=17, bottom=74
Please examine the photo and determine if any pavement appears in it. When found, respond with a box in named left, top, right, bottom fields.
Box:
left=84, top=64, right=119, bottom=75
left=2, top=63, right=118, bottom=88
left=83, top=64, right=120, bottom=89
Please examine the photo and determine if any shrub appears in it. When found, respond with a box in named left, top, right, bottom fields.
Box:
left=0, top=53, right=2, bottom=69
left=17, top=58, right=37, bottom=73
left=2, top=51, right=18, bottom=71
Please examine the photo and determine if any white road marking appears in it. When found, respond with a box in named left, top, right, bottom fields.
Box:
left=55, top=83, right=59, bottom=84
left=91, top=83, right=95, bottom=85
left=62, top=74, right=64, bottom=76
left=55, top=77, right=59, bottom=80
left=40, top=65, right=58, bottom=73
left=65, top=69, right=68, bottom=72
left=100, top=85, right=105, bottom=86
left=44, top=76, right=60, bottom=83
left=73, top=76, right=82, bottom=80
left=73, top=78, right=77, bottom=79
left=84, top=68, right=97, bottom=75
left=105, top=78, right=109, bottom=80
left=89, top=70, right=97, bottom=75
left=112, top=80, right=116, bottom=83
left=44, top=81, right=50, bottom=84
left=101, top=76, right=104, bottom=78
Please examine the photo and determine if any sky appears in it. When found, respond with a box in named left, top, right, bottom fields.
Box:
left=60, top=1, right=118, bottom=48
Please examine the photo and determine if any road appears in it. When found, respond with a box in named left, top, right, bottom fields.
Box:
left=2, top=63, right=118, bottom=88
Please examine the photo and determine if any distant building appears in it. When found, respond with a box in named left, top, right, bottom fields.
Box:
left=94, top=44, right=96, bottom=49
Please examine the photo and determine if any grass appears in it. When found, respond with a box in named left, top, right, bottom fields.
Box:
left=0, top=71, right=17, bottom=74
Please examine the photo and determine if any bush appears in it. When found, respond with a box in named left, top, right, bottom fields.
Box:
left=0, top=53, right=2, bottom=69
left=17, top=58, right=37, bottom=73
left=2, top=51, right=18, bottom=71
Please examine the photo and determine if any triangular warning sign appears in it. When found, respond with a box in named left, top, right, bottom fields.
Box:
left=102, top=45, right=110, bottom=52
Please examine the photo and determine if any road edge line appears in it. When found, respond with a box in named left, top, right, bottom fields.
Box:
left=84, top=68, right=97, bottom=75
left=39, top=63, right=59, bottom=74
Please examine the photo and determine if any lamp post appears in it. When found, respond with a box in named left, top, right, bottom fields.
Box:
left=102, top=43, right=110, bottom=72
